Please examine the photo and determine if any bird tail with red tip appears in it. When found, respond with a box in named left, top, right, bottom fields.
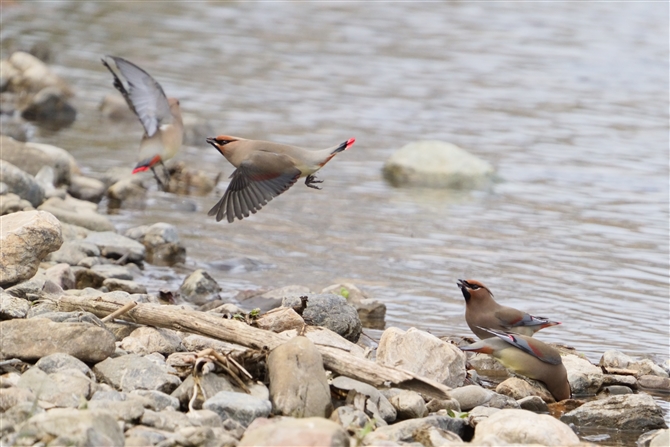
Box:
left=331, top=137, right=355, bottom=155
left=132, top=155, right=162, bottom=174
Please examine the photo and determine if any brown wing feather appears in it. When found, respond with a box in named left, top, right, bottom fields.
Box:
left=208, top=153, right=300, bottom=223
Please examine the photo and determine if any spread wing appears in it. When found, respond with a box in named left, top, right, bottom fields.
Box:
left=477, top=327, right=562, bottom=365
left=208, top=152, right=301, bottom=223
left=102, top=55, right=172, bottom=137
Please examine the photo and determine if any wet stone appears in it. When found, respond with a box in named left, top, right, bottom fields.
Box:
left=561, top=393, right=668, bottom=431
left=179, top=269, right=221, bottom=305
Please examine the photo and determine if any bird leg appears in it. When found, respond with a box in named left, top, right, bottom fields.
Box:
left=305, top=174, right=323, bottom=190
left=160, top=161, right=171, bottom=192
left=150, top=166, right=167, bottom=191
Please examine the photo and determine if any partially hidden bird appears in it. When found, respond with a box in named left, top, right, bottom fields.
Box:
left=460, top=326, right=571, bottom=401
left=205, top=135, right=355, bottom=223
left=457, top=279, right=560, bottom=340
left=102, top=55, right=183, bottom=191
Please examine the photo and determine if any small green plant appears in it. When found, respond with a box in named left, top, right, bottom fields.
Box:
left=340, top=287, right=350, bottom=299
left=447, top=408, right=469, bottom=419
left=249, top=308, right=261, bottom=318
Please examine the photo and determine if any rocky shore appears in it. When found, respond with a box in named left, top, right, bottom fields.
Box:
left=1, top=50, right=669, bottom=447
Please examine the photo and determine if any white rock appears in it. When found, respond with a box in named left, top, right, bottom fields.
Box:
left=472, top=408, right=580, bottom=446
left=376, top=327, right=466, bottom=388
left=383, top=140, right=494, bottom=189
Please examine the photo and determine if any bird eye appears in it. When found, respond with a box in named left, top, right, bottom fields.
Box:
left=470, top=284, right=480, bottom=290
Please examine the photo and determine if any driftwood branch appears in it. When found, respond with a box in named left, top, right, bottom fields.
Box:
left=57, top=295, right=451, bottom=399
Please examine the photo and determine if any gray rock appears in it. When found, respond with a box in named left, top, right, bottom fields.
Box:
left=123, top=425, right=171, bottom=446
left=186, top=409, right=223, bottom=427
left=602, top=373, right=638, bottom=389
left=1, top=401, right=45, bottom=437
left=120, top=327, right=183, bottom=356
left=131, top=389, right=180, bottom=411
left=468, top=405, right=501, bottom=427
left=0, top=210, right=62, bottom=287
left=638, top=428, right=670, bottom=447
left=496, top=377, right=555, bottom=403
left=0, top=387, right=36, bottom=413
left=38, top=196, right=115, bottom=232
left=268, top=336, right=332, bottom=417
left=179, top=269, right=221, bottom=305
left=638, top=375, right=670, bottom=391
left=21, top=86, right=77, bottom=126
left=34, top=166, right=66, bottom=200
left=517, top=395, right=549, bottom=413
left=35, top=352, right=93, bottom=378
left=102, top=278, right=147, bottom=294
left=0, top=159, right=45, bottom=207
left=561, top=394, right=667, bottom=431
left=87, top=397, right=145, bottom=422
left=486, top=392, right=520, bottom=409
left=44, top=262, right=75, bottom=289
left=467, top=352, right=510, bottom=377
left=0, top=290, right=30, bottom=319
left=600, top=350, right=669, bottom=378
left=598, top=385, right=633, bottom=397
left=0, top=317, right=115, bottom=362
left=473, top=408, right=579, bottom=446
left=362, top=415, right=468, bottom=445
left=93, top=353, right=181, bottom=393
left=383, top=140, right=495, bottom=189
left=255, top=307, right=306, bottom=333
left=426, top=398, right=461, bottom=414
left=17, top=367, right=94, bottom=408
left=449, top=385, right=494, bottom=411
left=388, top=390, right=428, bottom=420
left=203, top=391, right=272, bottom=428
left=13, top=408, right=123, bottom=447
left=376, top=327, right=466, bottom=388
left=141, top=409, right=194, bottom=432
left=243, top=285, right=311, bottom=312
left=0, top=192, right=35, bottom=215
left=563, top=353, right=603, bottom=396
left=84, top=231, right=146, bottom=262
left=331, top=376, right=396, bottom=423
left=283, top=293, right=362, bottom=343
left=240, top=417, right=349, bottom=447
left=321, top=283, right=386, bottom=330
left=125, top=222, right=186, bottom=266
left=106, top=176, right=147, bottom=208
left=68, top=175, right=106, bottom=203
left=172, top=372, right=236, bottom=410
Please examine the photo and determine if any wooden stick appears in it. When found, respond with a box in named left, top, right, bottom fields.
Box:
left=100, top=301, right=138, bottom=323
left=57, top=295, right=452, bottom=399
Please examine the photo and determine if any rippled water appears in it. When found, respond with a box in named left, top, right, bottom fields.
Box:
left=3, top=0, right=668, bottom=382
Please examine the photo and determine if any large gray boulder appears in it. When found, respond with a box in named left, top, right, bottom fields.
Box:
left=0, top=160, right=44, bottom=207
left=283, top=293, right=362, bottom=343
left=0, top=210, right=62, bottom=287
left=0, top=318, right=116, bottom=363
left=472, top=408, right=580, bottom=446
left=383, top=140, right=495, bottom=189
left=268, top=336, right=332, bottom=418
left=600, top=350, right=669, bottom=377
left=376, top=327, right=466, bottom=388
left=561, top=394, right=667, bottom=431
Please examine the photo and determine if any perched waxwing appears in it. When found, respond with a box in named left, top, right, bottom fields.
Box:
left=460, top=326, right=571, bottom=401
left=102, top=55, right=183, bottom=190
left=206, top=136, right=355, bottom=223
left=457, top=279, right=560, bottom=340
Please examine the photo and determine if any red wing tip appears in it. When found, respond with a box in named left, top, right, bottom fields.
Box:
left=346, top=137, right=355, bottom=148
left=132, top=166, right=150, bottom=174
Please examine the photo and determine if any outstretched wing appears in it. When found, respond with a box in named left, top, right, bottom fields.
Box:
left=477, top=327, right=562, bottom=365
left=208, top=152, right=301, bottom=223
left=102, top=55, right=172, bottom=137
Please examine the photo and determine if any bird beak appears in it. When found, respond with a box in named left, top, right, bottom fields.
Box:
left=205, top=137, right=217, bottom=147
left=457, top=279, right=466, bottom=288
